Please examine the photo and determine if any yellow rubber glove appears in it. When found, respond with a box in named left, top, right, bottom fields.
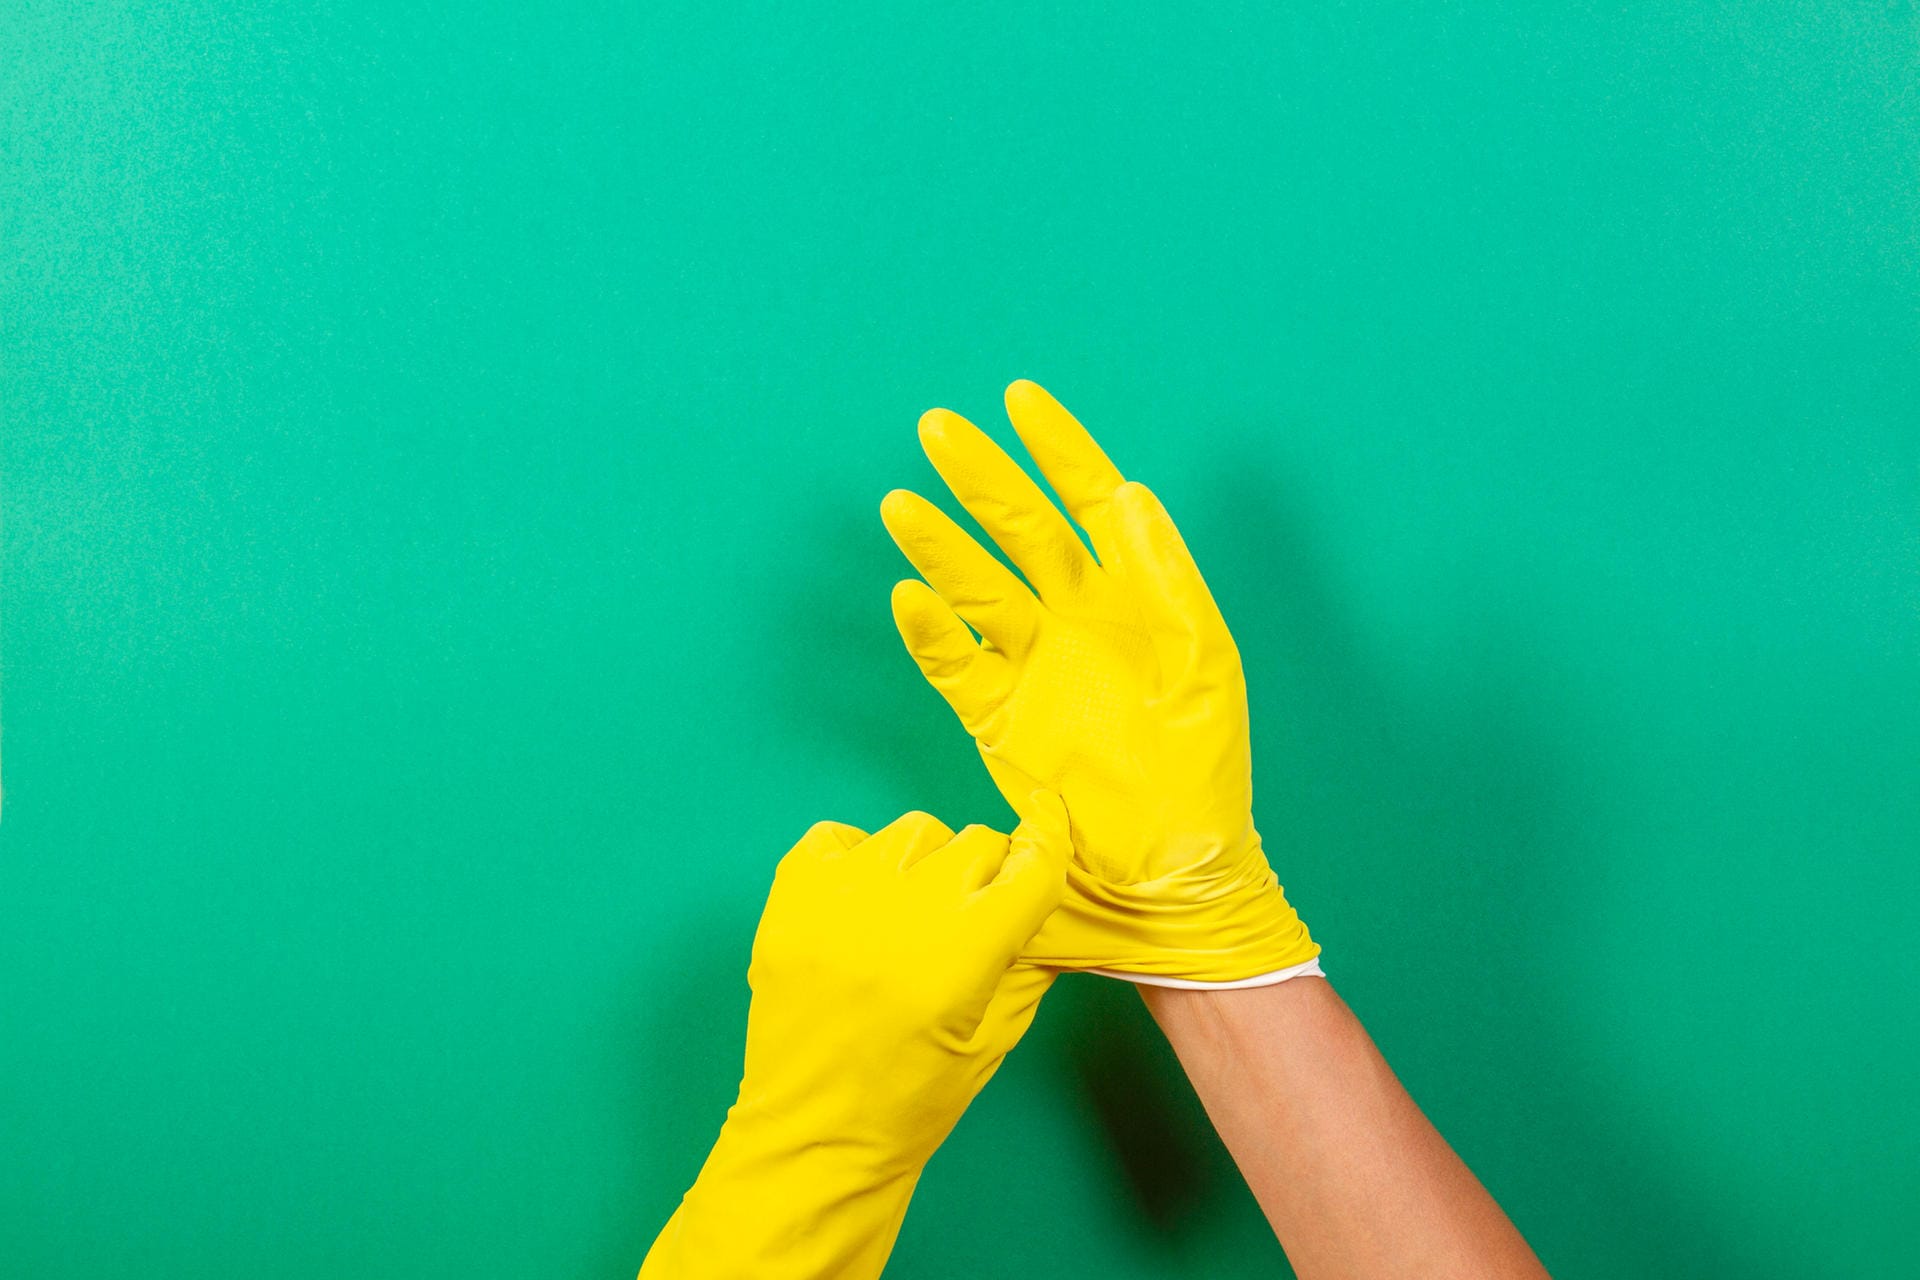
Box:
left=638, top=803, right=1070, bottom=1280
left=879, top=380, right=1318, bottom=985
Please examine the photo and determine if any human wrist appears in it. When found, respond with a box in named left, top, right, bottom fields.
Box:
left=1138, top=971, right=1333, bottom=1067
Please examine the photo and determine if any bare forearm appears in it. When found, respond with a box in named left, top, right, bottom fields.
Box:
left=1141, top=977, right=1548, bottom=1280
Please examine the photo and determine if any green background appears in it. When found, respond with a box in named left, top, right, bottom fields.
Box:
left=4, top=2, right=1916, bottom=1276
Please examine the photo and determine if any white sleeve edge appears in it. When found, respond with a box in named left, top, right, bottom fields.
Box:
left=1086, top=955, right=1325, bottom=991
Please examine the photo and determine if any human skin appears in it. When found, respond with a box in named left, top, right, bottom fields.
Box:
left=1140, top=976, right=1551, bottom=1280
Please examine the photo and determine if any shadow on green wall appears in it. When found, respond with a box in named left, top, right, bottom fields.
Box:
left=1045, top=975, right=1247, bottom=1237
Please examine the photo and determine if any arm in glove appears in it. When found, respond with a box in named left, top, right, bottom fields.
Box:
left=879, top=380, right=1317, bottom=986
left=637, top=802, right=1071, bottom=1280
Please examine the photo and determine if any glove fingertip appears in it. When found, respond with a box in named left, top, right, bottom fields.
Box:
left=879, top=487, right=915, bottom=524
left=917, top=406, right=969, bottom=450
left=805, top=819, right=866, bottom=851
left=989, top=796, right=1072, bottom=926
left=1023, top=788, right=1070, bottom=833
left=889, top=576, right=937, bottom=618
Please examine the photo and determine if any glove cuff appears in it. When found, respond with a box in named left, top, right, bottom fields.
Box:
left=1019, top=831, right=1319, bottom=982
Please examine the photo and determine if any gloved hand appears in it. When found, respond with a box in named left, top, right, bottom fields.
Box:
left=638, top=803, right=1071, bottom=1280
left=879, top=380, right=1318, bottom=986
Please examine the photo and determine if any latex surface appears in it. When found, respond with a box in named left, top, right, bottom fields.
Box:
left=638, top=805, right=1068, bottom=1280
left=882, top=381, right=1318, bottom=982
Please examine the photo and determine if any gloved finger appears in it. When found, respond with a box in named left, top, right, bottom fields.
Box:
left=890, top=580, right=1014, bottom=735
left=982, top=754, right=1051, bottom=824
left=864, top=810, right=955, bottom=870
left=917, top=407, right=1099, bottom=606
left=905, top=823, right=1010, bottom=891
left=881, top=489, right=1041, bottom=656
left=807, top=820, right=869, bottom=852
left=1002, top=379, right=1127, bottom=559
left=971, top=791, right=1073, bottom=947
left=953, top=960, right=1056, bottom=1055
left=1108, top=481, right=1239, bottom=689
left=774, top=820, right=868, bottom=879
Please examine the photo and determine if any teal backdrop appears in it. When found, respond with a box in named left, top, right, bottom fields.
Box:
left=4, top=3, right=1916, bottom=1276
